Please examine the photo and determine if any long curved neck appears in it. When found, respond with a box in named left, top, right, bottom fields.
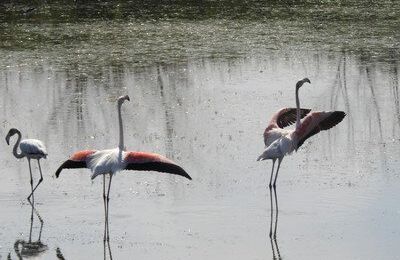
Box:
left=295, top=87, right=301, bottom=130
left=118, top=102, right=125, bottom=150
left=13, top=131, right=24, bottom=159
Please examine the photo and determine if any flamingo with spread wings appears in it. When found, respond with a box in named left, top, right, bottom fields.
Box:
left=258, top=78, right=346, bottom=188
left=55, top=95, right=191, bottom=241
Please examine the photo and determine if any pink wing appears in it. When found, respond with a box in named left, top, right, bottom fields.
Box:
left=266, top=108, right=311, bottom=130
left=55, top=150, right=96, bottom=178
left=264, top=107, right=311, bottom=141
left=294, top=111, right=346, bottom=149
left=124, top=152, right=192, bottom=180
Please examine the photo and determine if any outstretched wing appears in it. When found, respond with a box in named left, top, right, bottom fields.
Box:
left=124, top=152, right=192, bottom=180
left=295, top=111, right=346, bottom=149
left=268, top=108, right=311, bottom=129
left=55, top=150, right=96, bottom=178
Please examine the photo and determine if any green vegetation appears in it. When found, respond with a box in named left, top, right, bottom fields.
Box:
left=0, top=0, right=399, bottom=73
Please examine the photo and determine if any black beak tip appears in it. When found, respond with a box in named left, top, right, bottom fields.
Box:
left=184, top=173, right=192, bottom=180
left=126, top=95, right=130, bottom=101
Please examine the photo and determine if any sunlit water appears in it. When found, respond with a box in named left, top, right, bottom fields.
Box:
left=0, top=1, right=400, bottom=259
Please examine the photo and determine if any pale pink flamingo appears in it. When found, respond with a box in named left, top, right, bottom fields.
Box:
left=260, top=78, right=345, bottom=240
left=258, top=78, right=346, bottom=188
left=5, top=128, right=47, bottom=203
left=55, top=95, right=191, bottom=241
left=263, top=78, right=311, bottom=148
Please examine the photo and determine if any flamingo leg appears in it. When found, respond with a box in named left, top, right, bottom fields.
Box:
left=273, top=157, right=283, bottom=188
left=103, top=237, right=107, bottom=260
left=272, top=158, right=282, bottom=240
left=28, top=202, right=34, bottom=242
left=30, top=159, right=44, bottom=196
left=269, top=159, right=276, bottom=189
left=27, top=159, right=34, bottom=204
left=107, top=236, right=114, bottom=260
left=34, top=205, right=44, bottom=241
left=274, top=235, right=282, bottom=259
left=106, top=173, right=113, bottom=242
left=103, top=175, right=107, bottom=243
left=28, top=198, right=44, bottom=241
left=268, top=159, right=276, bottom=238
left=269, top=182, right=274, bottom=238
left=269, top=234, right=276, bottom=259
left=273, top=183, right=279, bottom=239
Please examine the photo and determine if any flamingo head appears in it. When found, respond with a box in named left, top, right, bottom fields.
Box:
left=117, top=95, right=130, bottom=105
left=296, top=78, right=311, bottom=89
left=5, top=128, right=20, bottom=145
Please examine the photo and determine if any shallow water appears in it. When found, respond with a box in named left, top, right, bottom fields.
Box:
left=1, top=1, right=400, bottom=259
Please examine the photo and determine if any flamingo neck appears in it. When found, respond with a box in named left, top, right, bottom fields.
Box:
left=295, top=87, right=301, bottom=130
left=118, top=102, right=125, bottom=151
left=13, top=131, right=24, bottom=159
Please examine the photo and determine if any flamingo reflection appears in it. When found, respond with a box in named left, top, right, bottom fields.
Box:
left=268, top=186, right=281, bottom=260
left=103, top=216, right=113, bottom=260
left=56, top=247, right=66, bottom=260
left=8, top=202, right=48, bottom=259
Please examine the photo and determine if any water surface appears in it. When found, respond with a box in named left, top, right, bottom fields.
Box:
left=0, top=1, right=400, bottom=259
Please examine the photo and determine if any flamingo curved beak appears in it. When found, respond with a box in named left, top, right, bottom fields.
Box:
left=126, top=95, right=130, bottom=101
left=5, top=135, right=10, bottom=145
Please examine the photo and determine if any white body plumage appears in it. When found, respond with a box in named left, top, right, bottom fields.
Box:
left=20, top=139, right=48, bottom=159
left=258, top=134, right=295, bottom=161
left=264, top=128, right=291, bottom=148
left=88, top=148, right=126, bottom=179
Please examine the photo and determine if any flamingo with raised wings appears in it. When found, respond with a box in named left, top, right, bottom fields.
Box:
left=55, top=95, right=191, bottom=241
left=263, top=78, right=312, bottom=148
left=258, top=78, right=346, bottom=188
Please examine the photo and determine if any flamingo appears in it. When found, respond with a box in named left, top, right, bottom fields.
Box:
left=5, top=128, right=47, bottom=203
left=55, top=95, right=191, bottom=241
left=263, top=78, right=311, bottom=149
left=257, top=78, right=346, bottom=188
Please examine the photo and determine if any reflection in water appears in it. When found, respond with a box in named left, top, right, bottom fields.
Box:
left=103, top=175, right=113, bottom=260
left=157, top=66, right=175, bottom=159
left=103, top=214, right=113, bottom=260
left=330, top=51, right=354, bottom=145
left=1, top=47, right=400, bottom=259
left=268, top=186, right=281, bottom=260
left=8, top=203, right=48, bottom=259
left=6, top=204, right=68, bottom=260
left=389, top=55, right=400, bottom=132
left=364, top=62, right=383, bottom=141
left=56, top=247, right=66, bottom=260
left=103, top=229, right=113, bottom=260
